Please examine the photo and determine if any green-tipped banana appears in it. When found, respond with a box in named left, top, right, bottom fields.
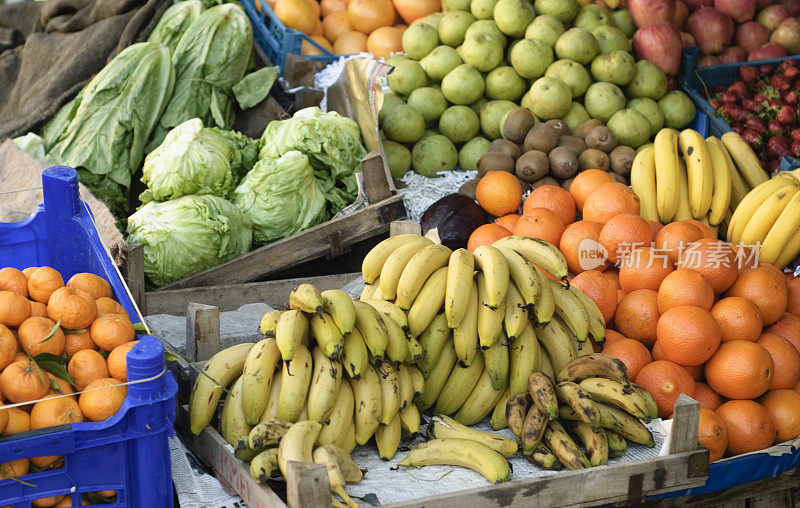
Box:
left=407, top=266, right=448, bottom=338
left=234, top=437, right=262, bottom=462
left=435, top=352, right=485, bottom=415
left=453, top=364, right=508, bottom=426
left=417, top=340, right=457, bottom=412
left=504, top=282, right=529, bottom=341
left=417, top=313, right=451, bottom=376
left=550, top=279, right=589, bottom=342
left=595, top=403, right=654, bottom=447
left=631, top=383, right=659, bottom=421
left=509, top=324, right=541, bottom=395
left=606, top=429, right=627, bottom=457
left=484, top=338, right=509, bottom=391
left=453, top=281, right=480, bottom=367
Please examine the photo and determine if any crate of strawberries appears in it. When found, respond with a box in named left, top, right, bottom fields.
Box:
left=682, top=52, right=800, bottom=174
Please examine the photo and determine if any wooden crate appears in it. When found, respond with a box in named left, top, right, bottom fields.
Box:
left=651, top=468, right=800, bottom=507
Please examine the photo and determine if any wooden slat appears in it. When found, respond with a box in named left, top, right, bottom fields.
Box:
left=387, top=450, right=709, bottom=508
left=655, top=469, right=800, bottom=508
left=158, top=195, right=405, bottom=290
left=285, top=461, right=332, bottom=508
left=145, top=273, right=360, bottom=316
left=186, top=303, right=220, bottom=363
left=123, top=243, right=146, bottom=315
left=671, top=395, right=700, bottom=454
left=362, top=152, right=392, bottom=203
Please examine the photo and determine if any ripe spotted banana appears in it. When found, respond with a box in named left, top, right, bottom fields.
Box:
left=563, top=420, right=609, bottom=467
left=528, top=371, right=559, bottom=419
left=248, top=420, right=292, bottom=450
left=399, top=438, right=511, bottom=483
left=307, top=347, right=343, bottom=423
left=350, top=364, right=383, bottom=445
left=241, top=338, right=281, bottom=425
left=630, top=382, right=659, bottom=421
left=497, top=247, right=541, bottom=308
left=506, top=392, right=532, bottom=440
left=527, top=444, right=562, bottom=470
left=430, top=414, right=517, bottom=457
left=555, top=381, right=600, bottom=429
left=378, top=363, right=401, bottom=425
left=578, top=378, right=649, bottom=420
left=521, top=404, right=549, bottom=455
left=250, top=448, right=280, bottom=483
left=445, top=248, right=475, bottom=329
left=606, top=429, right=627, bottom=457
left=543, top=420, right=590, bottom=470
left=557, top=353, right=629, bottom=386
left=277, top=345, right=313, bottom=423
left=596, top=403, right=654, bottom=447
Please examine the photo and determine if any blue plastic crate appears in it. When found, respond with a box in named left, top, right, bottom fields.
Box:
left=0, top=167, right=177, bottom=507
left=240, top=0, right=347, bottom=71
left=679, top=47, right=800, bottom=138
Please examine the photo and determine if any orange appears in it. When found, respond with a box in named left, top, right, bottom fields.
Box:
left=694, top=381, right=723, bottom=410
left=64, top=330, right=96, bottom=357
left=0, top=407, right=7, bottom=434
left=90, top=313, right=135, bottom=352
left=786, top=275, right=800, bottom=316
left=55, top=497, right=90, bottom=507
left=757, top=332, right=800, bottom=390
left=559, top=220, right=607, bottom=274
left=618, top=246, right=674, bottom=293
left=95, top=297, right=125, bottom=317
left=107, top=341, right=138, bottom=382
left=2, top=407, right=30, bottom=435
left=766, top=313, right=800, bottom=352
left=302, top=35, right=335, bottom=60
left=32, top=496, right=65, bottom=507
left=66, top=273, right=111, bottom=300
left=0, top=267, right=28, bottom=297
left=653, top=221, right=704, bottom=266
left=79, top=378, right=127, bottom=422
left=598, top=213, right=653, bottom=265
left=274, top=0, right=319, bottom=34
left=333, top=30, right=368, bottom=53
left=310, top=19, right=325, bottom=37
left=27, top=267, right=64, bottom=304
left=570, top=270, right=618, bottom=323
left=657, top=268, right=714, bottom=312
left=759, top=263, right=788, bottom=294
left=47, top=373, right=74, bottom=397
left=1, top=361, right=47, bottom=404
left=614, top=289, right=660, bottom=347
left=635, top=360, right=696, bottom=418
left=716, top=399, right=776, bottom=456
left=347, top=0, right=396, bottom=34
left=0, top=325, right=15, bottom=372
left=494, top=214, right=520, bottom=232
left=568, top=169, right=614, bottom=212
left=393, top=0, right=441, bottom=24
left=686, top=219, right=716, bottom=238
left=524, top=185, right=576, bottom=226
left=513, top=209, right=564, bottom=246
left=323, top=11, right=352, bottom=42
left=12, top=352, right=26, bottom=363
left=581, top=182, right=640, bottom=225
left=0, top=291, right=31, bottom=327
left=30, top=395, right=83, bottom=430
left=68, top=349, right=110, bottom=391
left=0, top=458, right=29, bottom=480
left=711, top=297, right=763, bottom=343
left=22, top=267, right=37, bottom=278
left=29, top=300, right=47, bottom=318
left=476, top=171, right=523, bottom=217
left=604, top=329, right=627, bottom=344
left=367, top=26, right=403, bottom=59
left=727, top=267, right=788, bottom=325
left=18, top=316, right=65, bottom=356
left=657, top=306, right=721, bottom=367
left=732, top=243, right=758, bottom=271
left=705, top=340, right=774, bottom=399
left=601, top=338, right=651, bottom=381
left=676, top=238, right=738, bottom=294
left=646, top=220, right=663, bottom=239
left=760, top=389, right=800, bottom=443
left=46, top=287, right=97, bottom=330
left=698, top=407, right=728, bottom=461
left=467, top=224, right=511, bottom=252
left=321, top=0, right=347, bottom=15
left=603, top=268, right=620, bottom=289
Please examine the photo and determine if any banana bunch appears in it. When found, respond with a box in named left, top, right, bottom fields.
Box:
left=632, top=129, right=768, bottom=231
left=727, top=169, right=800, bottom=268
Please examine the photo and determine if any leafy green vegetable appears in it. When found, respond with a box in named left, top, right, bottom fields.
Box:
left=233, top=151, right=327, bottom=244
left=258, top=107, right=366, bottom=215
left=211, top=127, right=259, bottom=186
left=41, top=91, right=82, bottom=152
left=126, top=194, right=253, bottom=287
left=232, top=66, right=278, bottom=110
left=12, top=133, right=45, bottom=160
left=148, top=0, right=206, bottom=54
left=148, top=3, right=253, bottom=150
left=45, top=42, right=175, bottom=213
left=140, top=118, right=234, bottom=203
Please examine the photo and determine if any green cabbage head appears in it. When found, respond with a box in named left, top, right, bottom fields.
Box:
left=140, top=118, right=233, bottom=203
left=233, top=150, right=327, bottom=244
left=126, top=194, right=253, bottom=287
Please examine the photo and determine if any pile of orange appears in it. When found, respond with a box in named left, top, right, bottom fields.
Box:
left=261, top=0, right=440, bottom=60
left=0, top=266, right=135, bottom=491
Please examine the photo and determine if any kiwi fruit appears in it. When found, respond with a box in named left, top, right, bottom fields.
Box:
left=544, top=119, right=570, bottom=137
left=489, top=139, right=522, bottom=160
left=502, top=107, right=536, bottom=144
left=578, top=148, right=610, bottom=172
left=558, top=136, right=587, bottom=157
left=459, top=178, right=479, bottom=199
left=516, top=150, right=550, bottom=183
left=478, top=151, right=515, bottom=176
left=573, top=118, right=604, bottom=140
left=561, top=177, right=574, bottom=191
left=608, top=171, right=628, bottom=184
left=609, top=145, right=636, bottom=176
left=531, top=176, right=560, bottom=189
left=548, top=146, right=579, bottom=180
left=524, top=124, right=559, bottom=153
left=585, top=126, right=618, bottom=153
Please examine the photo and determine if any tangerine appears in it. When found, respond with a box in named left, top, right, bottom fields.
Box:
left=786, top=275, right=800, bottom=316
left=107, top=341, right=138, bottom=382
left=46, top=287, right=97, bottom=330
left=95, top=297, right=125, bottom=317
left=64, top=330, right=96, bottom=357
left=27, top=267, right=64, bottom=304
left=323, top=11, right=352, bottom=42
left=2, top=407, right=30, bottom=435
left=0, top=291, right=31, bottom=327
left=18, top=316, right=65, bottom=356
left=0, top=325, right=16, bottom=372
left=698, top=407, right=728, bottom=461
left=367, top=26, right=403, bottom=58
left=29, top=300, right=47, bottom=318
left=347, top=0, right=396, bottom=33
left=79, top=378, right=127, bottom=422
left=333, top=30, right=368, bottom=53
left=1, top=361, right=47, bottom=404
left=0, top=459, right=29, bottom=480
left=0, top=268, right=28, bottom=297
left=274, top=0, right=319, bottom=34
left=65, top=273, right=111, bottom=300
left=90, top=313, right=135, bottom=351
left=68, top=350, right=109, bottom=391
left=30, top=395, right=83, bottom=430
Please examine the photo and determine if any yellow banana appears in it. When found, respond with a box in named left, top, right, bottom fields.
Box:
left=278, top=421, right=323, bottom=479
left=399, top=438, right=511, bottom=483
left=536, top=318, right=577, bottom=374
left=477, top=272, right=505, bottom=349
left=307, top=347, right=343, bottom=423
left=310, top=311, right=345, bottom=359
left=417, top=340, right=457, bottom=412
left=473, top=245, right=509, bottom=309
left=363, top=299, right=408, bottom=332
left=399, top=403, right=422, bottom=437
left=341, top=327, right=368, bottom=380
left=484, top=337, right=509, bottom=391
left=397, top=363, right=415, bottom=411
left=360, top=281, right=377, bottom=301
left=407, top=266, right=448, bottom=338
left=435, top=352, right=485, bottom=415
left=453, top=280, right=480, bottom=367
left=248, top=420, right=292, bottom=450
left=417, top=313, right=451, bottom=376
left=721, top=131, right=769, bottom=188
left=445, top=248, right=475, bottom=329
left=630, top=146, right=659, bottom=222
left=378, top=363, right=401, bottom=425
left=776, top=226, right=800, bottom=268
left=258, top=369, right=282, bottom=423
left=379, top=239, right=436, bottom=301
left=533, top=266, right=555, bottom=324
left=674, top=157, right=693, bottom=222
left=550, top=279, right=589, bottom=342
left=497, top=247, right=541, bottom=308
left=705, top=136, right=733, bottom=225
left=220, top=377, right=252, bottom=446
left=395, top=244, right=453, bottom=309
left=258, top=309, right=281, bottom=338
left=289, top=283, right=324, bottom=315
left=249, top=448, right=280, bottom=483
left=504, top=282, right=528, bottom=341
left=313, top=446, right=359, bottom=508
left=317, top=380, right=354, bottom=448
left=568, top=285, right=605, bottom=343
left=375, top=413, right=402, bottom=460
left=241, top=338, right=281, bottom=425
left=489, top=387, right=512, bottom=430
left=431, top=415, right=517, bottom=457
left=678, top=129, right=713, bottom=219
left=654, top=128, right=680, bottom=222
left=382, top=311, right=411, bottom=366
left=713, top=136, right=751, bottom=208
left=362, top=234, right=431, bottom=284
left=509, top=324, right=541, bottom=395
left=321, top=289, right=356, bottom=336
left=728, top=176, right=797, bottom=243
left=492, top=235, right=569, bottom=280
left=352, top=301, right=389, bottom=363
left=408, top=365, right=425, bottom=400
left=540, top=346, right=556, bottom=380
left=350, top=364, right=383, bottom=444
left=739, top=186, right=800, bottom=247
left=276, top=309, right=309, bottom=362
left=277, top=345, right=313, bottom=423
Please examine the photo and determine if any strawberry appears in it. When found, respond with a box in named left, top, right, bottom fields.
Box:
left=792, top=139, right=800, bottom=157
left=743, top=99, right=761, bottom=113
left=778, top=105, right=797, bottom=124
left=767, top=136, right=792, bottom=158
left=721, top=90, right=740, bottom=103
left=746, top=115, right=767, bottom=134
left=781, top=59, right=798, bottom=70
left=791, top=127, right=800, bottom=142
left=732, top=123, right=745, bottom=135
left=769, top=159, right=782, bottom=174
left=761, top=64, right=773, bottom=74
left=740, top=65, right=760, bottom=83
left=784, top=91, right=799, bottom=106
left=785, top=66, right=800, bottom=81
left=710, top=98, right=722, bottom=109
left=728, top=81, right=747, bottom=96
left=769, top=118, right=784, bottom=135
left=743, top=128, right=763, bottom=147
left=771, top=74, right=791, bottom=92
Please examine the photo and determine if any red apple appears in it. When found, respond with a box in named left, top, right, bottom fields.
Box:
left=684, top=0, right=714, bottom=10
left=736, top=21, right=771, bottom=50
left=748, top=40, right=789, bottom=58
left=633, top=22, right=684, bottom=74
left=688, top=7, right=735, bottom=54
left=681, top=31, right=697, bottom=46
left=720, top=45, right=748, bottom=62
left=699, top=55, right=723, bottom=65
left=628, top=0, right=677, bottom=28
left=771, top=17, right=800, bottom=53
left=675, top=1, right=689, bottom=28
left=715, top=0, right=756, bottom=22
left=755, top=0, right=774, bottom=8
left=757, top=4, right=790, bottom=31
